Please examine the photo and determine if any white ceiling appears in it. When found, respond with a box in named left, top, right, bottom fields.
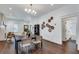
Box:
left=0, top=4, right=65, bottom=19
left=1, top=4, right=79, bottom=22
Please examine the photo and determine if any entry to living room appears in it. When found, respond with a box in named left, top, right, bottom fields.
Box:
left=62, top=16, right=77, bottom=53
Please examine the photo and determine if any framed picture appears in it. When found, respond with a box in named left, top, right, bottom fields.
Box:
left=24, top=25, right=29, bottom=32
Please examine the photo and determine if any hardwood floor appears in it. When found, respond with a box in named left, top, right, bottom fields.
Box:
left=0, top=41, right=15, bottom=54
left=0, top=39, right=79, bottom=54
left=32, top=40, right=63, bottom=54
left=0, top=41, right=5, bottom=52
left=63, top=40, right=78, bottom=54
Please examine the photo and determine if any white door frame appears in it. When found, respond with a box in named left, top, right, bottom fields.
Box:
left=61, top=14, right=78, bottom=43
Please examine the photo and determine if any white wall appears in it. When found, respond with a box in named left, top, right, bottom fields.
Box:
left=76, top=16, right=79, bottom=50
left=4, top=17, right=29, bottom=35
left=5, top=20, right=24, bottom=33
left=1, top=5, right=79, bottom=48
left=35, top=5, right=79, bottom=45
left=38, top=12, right=62, bottom=45
left=0, top=13, right=6, bottom=41
left=4, top=16, right=36, bottom=35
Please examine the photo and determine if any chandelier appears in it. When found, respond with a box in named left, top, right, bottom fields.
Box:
left=24, top=4, right=37, bottom=15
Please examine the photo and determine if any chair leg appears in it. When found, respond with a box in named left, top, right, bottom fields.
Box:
left=41, top=41, right=43, bottom=48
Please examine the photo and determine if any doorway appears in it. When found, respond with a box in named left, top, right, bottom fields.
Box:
left=62, top=16, right=77, bottom=42
left=62, top=16, right=78, bottom=53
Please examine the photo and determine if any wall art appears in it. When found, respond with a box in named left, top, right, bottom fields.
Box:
left=48, top=19, right=51, bottom=22
left=41, top=16, right=55, bottom=32
left=50, top=16, right=53, bottom=20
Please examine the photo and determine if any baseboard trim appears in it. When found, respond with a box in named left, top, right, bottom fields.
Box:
left=42, top=39, right=63, bottom=47
left=0, top=40, right=6, bottom=43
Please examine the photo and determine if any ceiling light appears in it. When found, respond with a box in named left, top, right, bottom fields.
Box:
left=25, top=8, right=27, bottom=12
left=31, top=10, right=37, bottom=15
left=9, top=8, right=12, bottom=10
left=50, top=4, right=54, bottom=6
left=24, top=8, right=37, bottom=15
left=31, top=10, right=35, bottom=14
left=32, top=10, right=35, bottom=13
left=28, top=9, right=31, bottom=12
left=34, top=11, right=37, bottom=15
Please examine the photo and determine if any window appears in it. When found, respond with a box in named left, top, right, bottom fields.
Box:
left=13, top=24, right=18, bottom=32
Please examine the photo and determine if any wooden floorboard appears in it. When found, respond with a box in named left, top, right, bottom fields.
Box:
left=0, top=39, right=79, bottom=54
